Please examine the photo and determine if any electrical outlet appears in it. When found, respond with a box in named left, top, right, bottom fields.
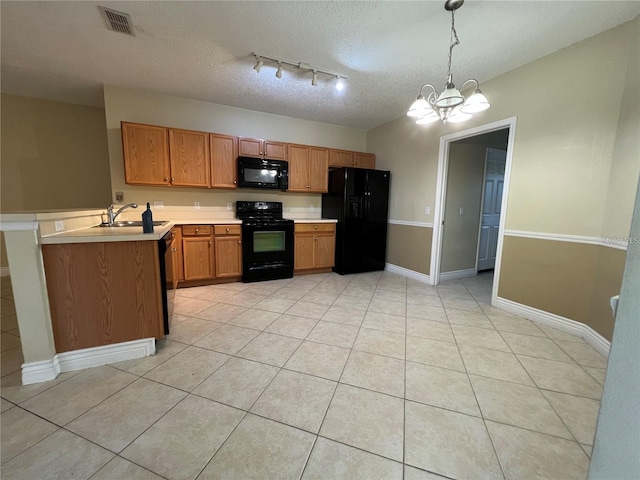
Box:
left=227, top=203, right=233, bottom=211
left=115, top=191, right=124, bottom=202
left=424, top=206, right=430, bottom=215
left=194, top=202, right=200, bottom=210
left=459, top=206, right=464, bottom=215
left=54, top=220, right=65, bottom=232
left=154, top=201, right=164, bottom=209
left=309, top=205, right=315, bottom=212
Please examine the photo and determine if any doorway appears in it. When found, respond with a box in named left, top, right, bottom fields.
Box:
left=430, top=117, right=517, bottom=305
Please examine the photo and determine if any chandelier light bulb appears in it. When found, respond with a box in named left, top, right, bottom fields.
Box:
left=460, top=89, right=491, bottom=113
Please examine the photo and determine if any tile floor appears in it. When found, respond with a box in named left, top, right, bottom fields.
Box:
left=0, top=271, right=607, bottom=479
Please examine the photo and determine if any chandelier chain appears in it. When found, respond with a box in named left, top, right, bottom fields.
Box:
left=447, top=9, right=460, bottom=78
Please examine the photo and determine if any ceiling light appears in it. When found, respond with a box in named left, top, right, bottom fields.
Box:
left=253, top=57, right=263, bottom=73
left=251, top=53, right=347, bottom=89
left=275, top=62, right=282, bottom=79
left=312, top=70, right=318, bottom=87
left=335, top=76, right=345, bottom=91
left=407, top=0, right=490, bottom=125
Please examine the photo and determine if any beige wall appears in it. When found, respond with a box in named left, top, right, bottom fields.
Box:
left=103, top=85, right=367, bottom=210
left=0, top=94, right=112, bottom=212
left=441, top=143, right=486, bottom=273
left=387, top=224, right=431, bottom=275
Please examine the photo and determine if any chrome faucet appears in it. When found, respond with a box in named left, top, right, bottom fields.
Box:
left=106, top=203, right=139, bottom=224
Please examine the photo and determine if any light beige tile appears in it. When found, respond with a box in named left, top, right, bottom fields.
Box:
left=236, top=332, right=302, bottom=367
left=459, top=345, right=534, bottom=385
left=406, top=362, right=480, bottom=416
left=1, top=346, right=23, bottom=377
left=554, top=340, right=608, bottom=368
left=321, top=305, right=366, bottom=326
left=222, top=291, right=267, bottom=308
left=144, top=346, right=229, bottom=392
left=446, top=311, right=494, bottom=330
left=272, top=286, right=314, bottom=301
left=451, top=324, right=509, bottom=352
left=194, top=303, right=247, bottom=323
left=112, top=339, right=187, bottom=376
left=353, top=328, right=405, bottom=360
left=406, top=318, right=455, bottom=343
left=1, top=397, right=14, bottom=412
left=175, top=285, right=216, bottom=298
left=195, top=288, right=236, bottom=303
left=470, top=375, right=571, bottom=439
left=169, top=314, right=190, bottom=326
left=320, top=384, right=404, bottom=461
left=489, top=315, right=546, bottom=337
left=1, top=332, right=20, bottom=352
left=404, top=465, right=450, bottom=480
left=542, top=390, right=601, bottom=445
left=122, top=395, right=244, bottom=480
left=253, top=296, right=297, bottom=313
left=199, top=413, right=315, bottom=480
left=301, top=290, right=340, bottom=305
left=193, top=357, right=279, bottom=410
left=284, top=341, right=350, bottom=381
left=251, top=369, right=336, bottom=433
left=368, top=298, right=406, bottom=316
left=195, top=324, right=259, bottom=354
left=0, top=406, right=58, bottom=463
left=407, top=284, right=440, bottom=297
left=286, top=300, right=331, bottom=319
left=306, top=321, right=359, bottom=348
left=0, top=369, right=82, bottom=405
left=518, top=355, right=603, bottom=399
left=501, top=331, right=574, bottom=363
left=303, top=437, right=403, bottom=480
left=442, top=298, right=483, bottom=314
left=406, top=336, right=465, bottom=372
left=66, top=378, right=187, bottom=453
left=21, top=366, right=137, bottom=426
left=584, top=366, right=607, bottom=386
left=173, top=297, right=215, bottom=316
left=166, top=317, right=223, bottom=344
left=404, top=401, right=502, bottom=479
left=91, top=456, right=164, bottom=480
left=538, top=324, right=586, bottom=343
left=341, top=351, right=405, bottom=397
left=341, top=285, right=375, bottom=299
left=407, top=294, right=443, bottom=308
left=1, top=429, right=113, bottom=480
left=362, top=311, right=406, bottom=334
left=373, top=289, right=406, bottom=303
left=0, top=313, right=18, bottom=332
left=265, top=314, right=318, bottom=339
left=313, top=281, right=348, bottom=294
left=332, top=294, right=372, bottom=310
left=211, top=282, right=250, bottom=292
left=406, top=304, right=447, bottom=322
left=486, top=421, right=589, bottom=480
left=244, top=282, right=285, bottom=296
left=226, top=308, right=280, bottom=330
left=581, top=443, right=593, bottom=458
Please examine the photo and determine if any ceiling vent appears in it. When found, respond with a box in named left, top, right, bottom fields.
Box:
left=98, top=6, right=135, bottom=36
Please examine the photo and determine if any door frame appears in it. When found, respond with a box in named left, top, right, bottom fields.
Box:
left=430, top=117, right=517, bottom=305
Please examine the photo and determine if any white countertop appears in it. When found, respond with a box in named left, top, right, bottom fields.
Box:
left=290, top=219, right=337, bottom=224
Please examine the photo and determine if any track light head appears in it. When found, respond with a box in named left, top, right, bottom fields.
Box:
left=311, top=70, right=318, bottom=87
left=335, top=76, right=345, bottom=91
left=275, top=62, right=282, bottom=79
left=253, top=56, right=263, bottom=73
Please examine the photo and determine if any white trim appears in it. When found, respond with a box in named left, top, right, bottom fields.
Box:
left=503, top=229, right=628, bottom=251
left=385, top=263, right=430, bottom=284
left=494, top=297, right=610, bottom=357
left=0, top=221, right=39, bottom=232
left=0, top=267, right=10, bottom=277
left=21, top=338, right=156, bottom=385
left=388, top=220, right=434, bottom=228
left=440, top=268, right=478, bottom=281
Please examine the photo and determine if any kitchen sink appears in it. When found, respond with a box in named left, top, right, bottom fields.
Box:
left=95, top=220, right=169, bottom=228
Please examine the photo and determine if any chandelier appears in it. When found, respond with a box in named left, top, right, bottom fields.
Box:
left=407, top=0, right=490, bottom=125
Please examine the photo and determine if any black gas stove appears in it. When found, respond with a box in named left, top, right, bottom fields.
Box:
left=236, top=201, right=294, bottom=283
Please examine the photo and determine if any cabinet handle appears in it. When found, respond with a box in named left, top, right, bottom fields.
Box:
left=171, top=177, right=175, bottom=182
left=172, top=247, right=177, bottom=252
left=238, top=240, right=242, bottom=244
left=209, top=241, right=212, bottom=245
left=313, top=236, right=318, bottom=241
left=226, top=227, right=230, bottom=233
left=233, top=180, right=237, bottom=184
left=195, top=228, right=199, bottom=233
left=314, top=225, right=318, bottom=229
left=164, top=177, right=169, bottom=182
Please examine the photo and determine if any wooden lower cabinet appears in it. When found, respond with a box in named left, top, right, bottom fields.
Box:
left=182, top=225, right=214, bottom=281
left=214, top=225, right=242, bottom=278
left=42, top=241, right=164, bottom=353
left=294, top=223, right=336, bottom=273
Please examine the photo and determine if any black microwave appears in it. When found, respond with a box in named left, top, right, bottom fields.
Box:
left=237, top=157, right=288, bottom=191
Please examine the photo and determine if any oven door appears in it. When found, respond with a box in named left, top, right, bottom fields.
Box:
left=241, top=222, right=294, bottom=282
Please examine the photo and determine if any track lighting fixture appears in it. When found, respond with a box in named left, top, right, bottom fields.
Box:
left=251, top=53, right=347, bottom=90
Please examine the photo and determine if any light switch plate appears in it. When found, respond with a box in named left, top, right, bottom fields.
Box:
left=54, top=220, right=65, bottom=232
left=194, top=202, right=200, bottom=209
left=309, top=205, right=315, bottom=212
left=459, top=207, right=464, bottom=215
left=115, top=191, right=124, bottom=202
left=424, top=206, right=430, bottom=215
left=154, top=201, right=164, bottom=209
left=227, top=203, right=232, bottom=211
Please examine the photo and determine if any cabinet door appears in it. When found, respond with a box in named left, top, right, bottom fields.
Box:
left=238, top=138, right=263, bottom=158
left=210, top=134, right=238, bottom=189
left=329, top=149, right=354, bottom=167
left=215, top=236, right=242, bottom=278
left=169, top=129, right=210, bottom=187
left=122, top=122, right=171, bottom=185
left=264, top=141, right=287, bottom=160
left=354, top=152, right=376, bottom=169
left=309, top=147, right=329, bottom=192
left=294, top=234, right=316, bottom=270
left=287, top=144, right=310, bottom=192
left=315, top=233, right=336, bottom=268
left=182, top=236, right=214, bottom=280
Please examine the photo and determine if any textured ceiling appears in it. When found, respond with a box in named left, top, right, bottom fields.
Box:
left=1, top=1, right=639, bottom=130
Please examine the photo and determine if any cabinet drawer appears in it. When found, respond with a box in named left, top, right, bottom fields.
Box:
left=295, top=223, right=335, bottom=233
left=182, top=225, right=212, bottom=236
left=214, top=224, right=242, bottom=236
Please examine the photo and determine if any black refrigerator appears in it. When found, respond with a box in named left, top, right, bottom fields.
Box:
left=322, top=167, right=390, bottom=274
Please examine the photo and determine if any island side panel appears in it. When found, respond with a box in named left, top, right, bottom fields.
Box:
left=42, top=240, right=164, bottom=353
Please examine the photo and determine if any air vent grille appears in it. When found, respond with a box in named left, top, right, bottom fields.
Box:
left=98, top=6, right=135, bottom=36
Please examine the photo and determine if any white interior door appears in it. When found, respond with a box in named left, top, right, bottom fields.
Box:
left=477, top=148, right=506, bottom=271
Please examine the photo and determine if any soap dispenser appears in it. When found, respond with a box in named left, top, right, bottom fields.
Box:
left=142, top=202, right=154, bottom=233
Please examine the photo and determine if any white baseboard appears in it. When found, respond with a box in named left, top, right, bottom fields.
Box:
left=385, top=263, right=430, bottom=284
left=0, top=267, right=10, bottom=277
left=494, top=297, right=610, bottom=357
left=22, top=338, right=156, bottom=385
left=440, top=268, right=477, bottom=281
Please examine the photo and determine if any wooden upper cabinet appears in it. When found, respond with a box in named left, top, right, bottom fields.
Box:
left=309, top=147, right=329, bottom=191
left=287, top=144, right=328, bottom=193
left=122, top=122, right=171, bottom=185
left=354, top=152, right=376, bottom=169
left=239, top=137, right=287, bottom=160
left=168, top=128, right=210, bottom=188
left=210, top=134, right=238, bottom=189
left=329, top=149, right=354, bottom=167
